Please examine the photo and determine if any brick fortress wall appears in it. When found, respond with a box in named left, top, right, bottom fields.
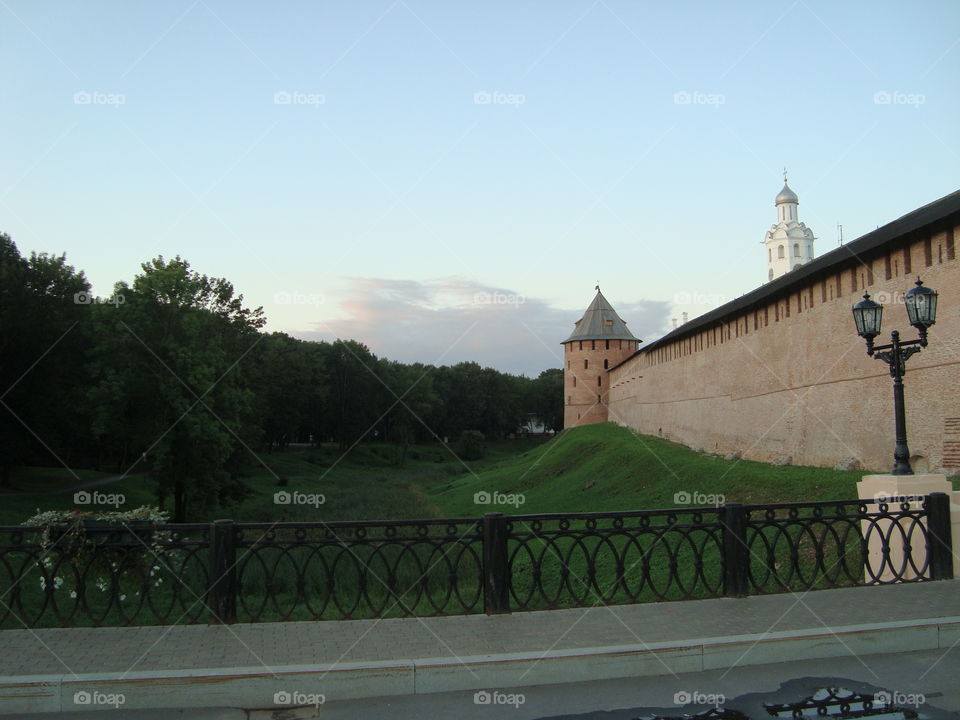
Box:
left=607, top=223, right=960, bottom=472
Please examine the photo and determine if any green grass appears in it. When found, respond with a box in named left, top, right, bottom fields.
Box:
left=0, top=467, right=157, bottom=526
left=0, top=438, right=548, bottom=526
left=3, top=425, right=945, bottom=627
left=429, top=422, right=871, bottom=516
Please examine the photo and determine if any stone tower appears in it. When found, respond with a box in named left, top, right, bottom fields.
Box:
left=763, top=173, right=816, bottom=282
left=562, top=288, right=640, bottom=428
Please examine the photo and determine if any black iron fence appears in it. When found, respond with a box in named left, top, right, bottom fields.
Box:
left=0, top=494, right=952, bottom=628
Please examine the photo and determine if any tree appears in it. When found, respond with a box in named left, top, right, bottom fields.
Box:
left=531, top=368, right=564, bottom=432
left=102, top=256, right=265, bottom=521
left=0, top=236, right=91, bottom=485
left=378, top=360, right=439, bottom=466
left=318, top=339, right=382, bottom=450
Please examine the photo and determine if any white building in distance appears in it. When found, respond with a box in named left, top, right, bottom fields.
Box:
left=764, top=174, right=816, bottom=281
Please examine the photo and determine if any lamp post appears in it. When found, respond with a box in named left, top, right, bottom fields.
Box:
left=852, top=278, right=939, bottom=475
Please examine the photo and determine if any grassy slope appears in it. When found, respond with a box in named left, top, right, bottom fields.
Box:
left=0, top=439, right=547, bottom=525
left=429, top=422, right=878, bottom=517
left=4, top=425, right=955, bottom=525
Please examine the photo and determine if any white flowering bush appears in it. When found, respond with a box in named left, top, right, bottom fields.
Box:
left=24, top=506, right=172, bottom=612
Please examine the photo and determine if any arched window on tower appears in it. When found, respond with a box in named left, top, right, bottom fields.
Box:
left=768, top=248, right=772, bottom=262
left=768, top=268, right=774, bottom=281
left=573, top=376, right=576, bottom=387
left=584, top=359, right=588, bottom=369
left=604, top=359, right=609, bottom=369
left=793, top=243, right=800, bottom=257
left=605, top=340, right=609, bottom=350
left=778, top=245, right=785, bottom=259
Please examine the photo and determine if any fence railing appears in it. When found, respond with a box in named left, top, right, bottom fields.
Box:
left=0, top=494, right=952, bottom=628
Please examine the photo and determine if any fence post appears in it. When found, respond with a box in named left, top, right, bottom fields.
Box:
left=482, top=512, right=510, bottom=614
left=208, top=519, right=237, bottom=623
left=927, top=492, right=954, bottom=581
left=721, top=502, right=748, bottom=597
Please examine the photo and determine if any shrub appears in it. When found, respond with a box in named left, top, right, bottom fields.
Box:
left=457, top=430, right=486, bottom=461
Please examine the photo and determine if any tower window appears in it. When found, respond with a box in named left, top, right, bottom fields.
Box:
left=584, top=359, right=588, bottom=369
left=597, top=376, right=602, bottom=387
left=578, top=341, right=583, bottom=351
left=573, top=377, right=577, bottom=387
left=604, top=359, right=609, bottom=369
left=605, top=339, right=609, bottom=350
left=768, top=248, right=772, bottom=262
left=793, top=243, right=800, bottom=257
left=591, top=340, right=596, bottom=350
left=768, top=268, right=774, bottom=281
left=778, top=245, right=785, bottom=259
left=568, top=396, right=571, bottom=405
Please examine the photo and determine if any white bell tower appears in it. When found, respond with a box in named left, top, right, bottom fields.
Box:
left=763, top=170, right=816, bottom=282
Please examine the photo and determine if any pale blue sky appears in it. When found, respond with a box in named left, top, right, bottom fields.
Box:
left=2, top=1, right=958, bottom=375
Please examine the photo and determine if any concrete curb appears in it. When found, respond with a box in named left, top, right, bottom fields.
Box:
left=2, top=615, right=959, bottom=715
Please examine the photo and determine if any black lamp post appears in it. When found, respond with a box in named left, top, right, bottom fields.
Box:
left=852, top=278, right=939, bottom=475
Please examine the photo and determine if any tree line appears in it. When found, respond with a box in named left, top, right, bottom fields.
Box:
left=0, top=234, right=562, bottom=520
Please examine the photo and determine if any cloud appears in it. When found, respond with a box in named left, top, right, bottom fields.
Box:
left=293, top=277, right=670, bottom=376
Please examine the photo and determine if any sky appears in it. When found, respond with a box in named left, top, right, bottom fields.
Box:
left=2, top=1, right=958, bottom=376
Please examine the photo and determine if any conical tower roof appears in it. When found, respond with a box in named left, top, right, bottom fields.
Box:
left=563, top=289, right=639, bottom=343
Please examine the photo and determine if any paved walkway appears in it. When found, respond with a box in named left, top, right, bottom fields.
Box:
left=3, top=580, right=959, bottom=677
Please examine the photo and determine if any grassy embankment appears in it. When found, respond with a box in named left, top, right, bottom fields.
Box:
left=5, top=424, right=953, bottom=625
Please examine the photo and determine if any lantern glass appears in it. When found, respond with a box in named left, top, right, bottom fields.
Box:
left=904, top=278, right=938, bottom=329
left=852, top=293, right=883, bottom=338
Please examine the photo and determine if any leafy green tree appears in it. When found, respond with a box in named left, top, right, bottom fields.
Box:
left=0, top=235, right=91, bottom=485
left=318, top=339, right=382, bottom=450
left=378, top=360, right=440, bottom=466
left=103, top=256, right=265, bottom=521
left=531, top=368, right=564, bottom=432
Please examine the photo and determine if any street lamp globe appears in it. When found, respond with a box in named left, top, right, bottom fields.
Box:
left=904, top=278, right=938, bottom=329
left=852, top=292, right=883, bottom=339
